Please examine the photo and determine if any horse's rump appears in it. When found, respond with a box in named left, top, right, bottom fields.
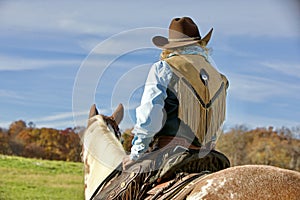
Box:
left=188, top=165, right=300, bottom=200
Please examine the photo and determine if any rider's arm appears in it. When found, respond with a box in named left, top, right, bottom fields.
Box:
left=130, top=61, right=173, bottom=160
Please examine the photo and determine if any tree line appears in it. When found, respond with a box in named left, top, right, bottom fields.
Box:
left=0, top=120, right=82, bottom=162
left=216, top=125, right=300, bottom=171
left=0, top=120, right=299, bottom=171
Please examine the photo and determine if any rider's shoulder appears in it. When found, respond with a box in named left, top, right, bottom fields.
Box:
left=151, top=60, right=172, bottom=74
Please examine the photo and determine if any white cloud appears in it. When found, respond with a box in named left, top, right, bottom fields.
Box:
left=0, top=55, right=81, bottom=71
left=0, top=1, right=137, bottom=36
left=29, top=110, right=96, bottom=129
left=35, top=120, right=77, bottom=129
left=260, top=61, right=300, bottom=79
left=79, top=27, right=166, bottom=57
left=30, top=111, right=86, bottom=123
left=225, top=110, right=300, bottom=129
left=228, top=73, right=300, bottom=102
left=0, top=89, right=24, bottom=99
left=0, top=1, right=299, bottom=38
left=207, top=0, right=299, bottom=38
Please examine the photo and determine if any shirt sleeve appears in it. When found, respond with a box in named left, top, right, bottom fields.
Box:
left=130, top=60, right=173, bottom=160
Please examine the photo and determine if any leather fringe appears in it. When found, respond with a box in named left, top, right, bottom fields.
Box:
left=178, top=77, right=226, bottom=145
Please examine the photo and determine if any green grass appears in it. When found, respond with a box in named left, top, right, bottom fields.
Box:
left=0, top=155, right=84, bottom=200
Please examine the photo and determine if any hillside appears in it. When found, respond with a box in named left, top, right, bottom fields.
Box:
left=0, top=155, right=84, bottom=200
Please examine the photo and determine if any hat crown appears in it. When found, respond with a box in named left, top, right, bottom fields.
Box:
left=152, top=16, right=213, bottom=49
left=168, top=17, right=201, bottom=41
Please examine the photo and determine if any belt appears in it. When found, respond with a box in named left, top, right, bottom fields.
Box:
left=154, top=136, right=201, bottom=150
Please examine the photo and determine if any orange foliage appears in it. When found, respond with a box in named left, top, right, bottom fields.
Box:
left=216, top=126, right=300, bottom=171
left=121, top=128, right=134, bottom=153
left=0, top=121, right=82, bottom=162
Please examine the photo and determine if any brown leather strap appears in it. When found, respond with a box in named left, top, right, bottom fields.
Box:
left=146, top=173, right=209, bottom=200
left=155, top=136, right=201, bottom=150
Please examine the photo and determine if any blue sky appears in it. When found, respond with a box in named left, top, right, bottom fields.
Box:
left=0, top=0, right=299, bottom=131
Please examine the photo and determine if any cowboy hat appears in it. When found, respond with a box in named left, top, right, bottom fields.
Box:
left=152, top=17, right=213, bottom=49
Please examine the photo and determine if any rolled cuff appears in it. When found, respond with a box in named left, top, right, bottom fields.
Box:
left=129, top=135, right=152, bottom=160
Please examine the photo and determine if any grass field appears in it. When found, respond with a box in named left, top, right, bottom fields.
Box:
left=0, top=155, right=84, bottom=200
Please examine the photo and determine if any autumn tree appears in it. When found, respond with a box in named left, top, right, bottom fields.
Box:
left=8, top=120, right=26, bottom=137
left=216, top=126, right=300, bottom=171
left=0, top=128, right=12, bottom=155
left=0, top=120, right=83, bottom=162
left=216, top=125, right=249, bottom=166
left=121, top=128, right=134, bottom=153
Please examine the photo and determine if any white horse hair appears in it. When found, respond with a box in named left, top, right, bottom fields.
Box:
left=82, top=114, right=125, bottom=200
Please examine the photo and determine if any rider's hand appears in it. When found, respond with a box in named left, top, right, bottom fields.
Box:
left=122, top=155, right=133, bottom=170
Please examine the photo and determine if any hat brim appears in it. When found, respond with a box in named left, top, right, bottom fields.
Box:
left=152, top=28, right=213, bottom=49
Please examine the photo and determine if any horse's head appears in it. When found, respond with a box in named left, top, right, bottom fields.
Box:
left=82, top=103, right=126, bottom=200
left=88, top=103, right=124, bottom=140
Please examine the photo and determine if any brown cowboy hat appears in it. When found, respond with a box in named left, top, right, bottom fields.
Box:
left=152, top=17, right=213, bottom=49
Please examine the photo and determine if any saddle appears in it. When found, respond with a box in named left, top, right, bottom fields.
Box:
left=93, top=147, right=230, bottom=200
left=88, top=105, right=230, bottom=199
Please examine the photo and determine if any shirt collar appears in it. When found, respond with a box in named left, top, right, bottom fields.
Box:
left=167, top=45, right=210, bottom=60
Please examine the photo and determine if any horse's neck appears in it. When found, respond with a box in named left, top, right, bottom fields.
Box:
left=83, top=115, right=126, bottom=200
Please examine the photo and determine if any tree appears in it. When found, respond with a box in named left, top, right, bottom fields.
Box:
left=28, top=121, right=36, bottom=129
left=0, top=130, right=12, bottom=155
left=8, top=120, right=26, bottom=137
left=217, top=125, right=249, bottom=166
left=217, top=126, right=300, bottom=171
left=121, top=128, right=134, bottom=153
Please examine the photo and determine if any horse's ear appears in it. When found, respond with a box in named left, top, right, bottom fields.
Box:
left=89, top=104, right=99, bottom=118
left=112, top=104, right=124, bottom=125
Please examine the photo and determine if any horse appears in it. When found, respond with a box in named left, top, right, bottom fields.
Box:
left=82, top=104, right=300, bottom=200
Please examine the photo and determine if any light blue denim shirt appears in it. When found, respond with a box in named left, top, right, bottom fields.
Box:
left=130, top=45, right=214, bottom=160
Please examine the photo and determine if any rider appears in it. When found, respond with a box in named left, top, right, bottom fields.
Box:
left=96, top=17, right=230, bottom=199
left=124, top=16, right=228, bottom=167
